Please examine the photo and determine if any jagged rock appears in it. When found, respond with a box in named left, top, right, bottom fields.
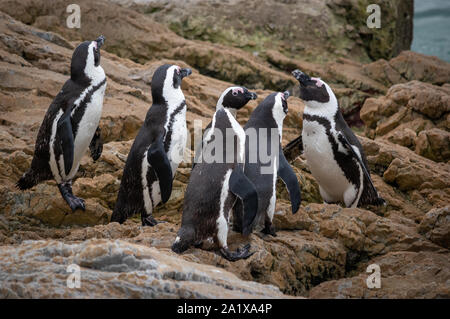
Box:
left=309, top=251, right=450, bottom=298
left=114, top=0, right=413, bottom=63
left=1, top=183, right=111, bottom=227
left=418, top=206, right=450, bottom=249
left=388, top=51, right=450, bottom=85
left=360, top=136, right=450, bottom=212
left=273, top=204, right=443, bottom=264
left=0, top=239, right=290, bottom=298
left=0, top=0, right=294, bottom=91
left=415, top=128, right=450, bottom=162
left=361, top=81, right=450, bottom=161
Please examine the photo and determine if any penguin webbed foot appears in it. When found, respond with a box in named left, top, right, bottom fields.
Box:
left=141, top=215, right=166, bottom=227
left=220, top=244, right=254, bottom=262
left=66, top=196, right=86, bottom=212
left=58, top=183, right=85, bottom=212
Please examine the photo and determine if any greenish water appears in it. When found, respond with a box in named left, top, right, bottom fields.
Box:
left=411, top=0, right=450, bottom=62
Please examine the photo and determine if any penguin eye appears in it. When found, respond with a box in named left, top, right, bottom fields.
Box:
left=232, top=91, right=238, bottom=96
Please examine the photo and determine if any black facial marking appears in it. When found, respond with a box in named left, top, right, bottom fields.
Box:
left=151, top=64, right=172, bottom=105
left=70, top=41, right=91, bottom=85
left=93, top=45, right=100, bottom=67
left=299, top=82, right=330, bottom=103
left=222, top=87, right=257, bottom=110
left=281, top=96, right=288, bottom=114
left=292, top=70, right=330, bottom=103
left=172, top=67, right=182, bottom=89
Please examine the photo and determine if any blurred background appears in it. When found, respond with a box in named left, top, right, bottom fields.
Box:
left=412, top=0, right=450, bottom=62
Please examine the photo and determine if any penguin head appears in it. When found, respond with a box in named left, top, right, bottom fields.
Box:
left=252, top=91, right=290, bottom=125
left=151, top=64, right=192, bottom=105
left=292, top=69, right=336, bottom=109
left=216, top=86, right=257, bottom=115
left=171, top=227, right=195, bottom=254
left=273, top=91, right=290, bottom=121
left=70, top=35, right=105, bottom=84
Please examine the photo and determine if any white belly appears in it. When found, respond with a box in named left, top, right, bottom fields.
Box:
left=302, top=120, right=351, bottom=201
left=67, top=83, right=106, bottom=179
left=166, top=111, right=187, bottom=176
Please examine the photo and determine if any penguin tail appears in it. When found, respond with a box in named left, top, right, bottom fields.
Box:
left=16, top=171, right=37, bottom=190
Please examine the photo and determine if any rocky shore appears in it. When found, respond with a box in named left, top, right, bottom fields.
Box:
left=0, top=0, right=448, bottom=298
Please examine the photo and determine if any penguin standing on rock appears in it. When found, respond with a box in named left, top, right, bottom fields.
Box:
left=193, top=86, right=258, bottom=166
left=232, top=92, right=301, bottom=237
left=172, top=87, right=258, bottom=261
left=17, top=36, right=107, bottom=211
left=292, top=69, right=385, bottom=208
left=111, top=64, right=192, bottom=226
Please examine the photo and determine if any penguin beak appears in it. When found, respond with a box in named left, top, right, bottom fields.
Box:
left=292, top=69, right=310, bottom=87
left=283, top=91, right=290, bottom=100
left=95, top=35, right=105, bottom=49
left=247, top=91, right=258, bottom=100
left=180, top=68, right=192, bottom=79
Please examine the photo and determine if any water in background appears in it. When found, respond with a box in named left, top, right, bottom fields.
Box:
left=411, top=0, right=450, bottom=62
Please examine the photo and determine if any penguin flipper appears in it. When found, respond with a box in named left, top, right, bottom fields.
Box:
left=278, top=147, right=301, bottom=214
left=147, top=135, right=173, bottom=203
left=229, top=166, right=258, bottom=236
left=283, top=135, right=303, bottom=162
left=337, top=132, right=383, bottom=206
left=89, top=126, right=103, bottom=161
left=57, top=108, right=74, bottom=176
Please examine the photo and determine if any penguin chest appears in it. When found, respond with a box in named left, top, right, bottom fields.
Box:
left=70, top=83, right=106, bottom=176
left=165, top=109, right=187, bottom=175
left=302, top=120, right=350, bottom=198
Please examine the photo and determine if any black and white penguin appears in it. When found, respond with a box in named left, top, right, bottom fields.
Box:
left=232, top=92, right=301, bottom=236
left=193, top=86, right=258, bottom=166
left=172, top=87, right=259, bottom=261
left=17, top=36, right=107, bottom=211
left=110, top=64, right=192, bottom=226
left=292, top=69, right=385, bottom=208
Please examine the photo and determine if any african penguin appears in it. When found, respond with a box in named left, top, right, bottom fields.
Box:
left=193, top=86, right=258, bottom=166
left=172, top=87, right=259, bottom=261
left=292, top=69, right=385, bottom=208
left=232, top=91, right=301, bottom=237
left=110, top=64, right=192, bottom=226
left=17, top=36, right=107, bottom=212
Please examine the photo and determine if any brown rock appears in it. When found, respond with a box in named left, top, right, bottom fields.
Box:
left=418, top=206, right=450, bottom=249
left=415, top=128, right=450, bottom=162
left=389, top=51, right=450, bottom=85
left=0, top=0, right=294, bottom=91
left=384, top=127, right=416, bottom=149
left=309, top=251, right=450, bottom=298
left=0, top=239, right=291, bottom=298
left=360, top=81, right=450, bottom=161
